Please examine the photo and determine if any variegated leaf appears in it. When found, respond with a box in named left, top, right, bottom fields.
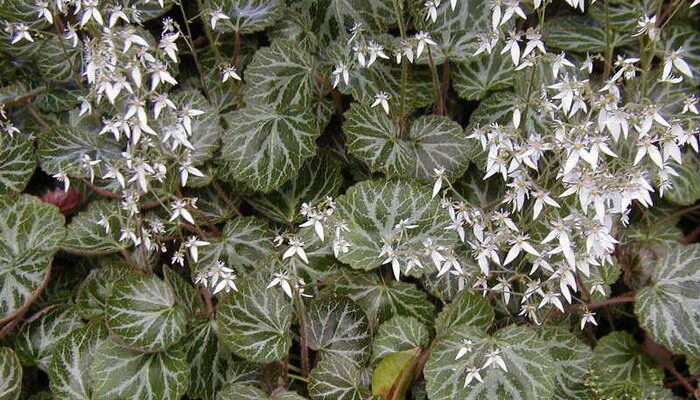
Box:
left=658, top=25, right=700, bottom=85
left=62, top=201, right=129, bottom=255
left=203, top=0, right=284, bottom=34
left=74, top=261, right=135, bottom=320
left=163, top=265, right=204, bottom=317
left=635, top=244, right=700, bottom=357
left=0, top=195, right=65, bottom=322
left=308, top=353, right=371, bottom=400
left=0, top=347, right=22, bottom=400
left=47, top=322, right=109, bottom=400
left=216, top=279, right=293, bottom=363
left=452, top=49, right=514, bottom=101
left=665, top=153, right=700, bottom=206
left=34, top=33, right=81, bottom=81
left=219, top=104, right=320, bottom=192
left=331, top=270, right=436, bottom=326
left=106, top=274, right=188, bottom=352
left=344, top=104, right=471, bottom=179
left=185, top=317, right=238, bottom=400
left=434, top=289, right=494, bottom=334
left=245, top=152, right=344, bottom=224
left=217, top=384, right=306, bottom=400
left=90, top=338, right=190, bottom=400
left=307, top=296, right=371, bottom=364
left=537, top=327, right=593, bottom=400
left=543, top=15, right=633, bottom=53
left=0, top=135, right=36, bottom=195
left=371, top=315, right=429, bottom=365
left=424, top=324, right=555, bottom=400
left=15, top=306, right=84, bottom=370
left=334, top=179, right=456, bottom=274
left=308, top=0, right=395, bottom=44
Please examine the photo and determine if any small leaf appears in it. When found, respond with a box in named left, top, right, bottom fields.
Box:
left=334, top=179, right=456, bottom=274
left=0, top=135, right=36, bottom=195
left=216, top=279, right=293, bottom=363
left=47, top=322, right=109, bottom=400
left=344, top=104, right=471, bottom=179
left=635, top=244, right=700, bottom=358
left=62, top=201, right=129, bottom=255
left=90, top=338, right=190, bottom=400
left=203, top=0, right=284, bottom=34
left=537, top=327, right=594, bottom=400
left=0, top=195, right=65, bottom=322
left=372, top=316, right=429, bottom=365
left=434, top=290, right=494, bottom=334
left=307, top=296, right=371, bottom=364
left=424, top=324, right=555, bottom=400
left=0, top=347, right=22, bottom=400
left=106, top=274, right=188, bottom=352
left=219, top=104, right=320, bottom=192
left=372, top=348, right=421, bottom=400
left=15, top=306, right=85, bottom=370
left=308, top=354, right=371, bottom=400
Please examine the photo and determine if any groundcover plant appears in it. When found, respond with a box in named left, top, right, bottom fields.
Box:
left=0, top=0, right=699, bottom=399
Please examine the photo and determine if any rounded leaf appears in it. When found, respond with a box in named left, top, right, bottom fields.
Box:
left=372, top=316, right=430, bottom=365
left=0, top=347, right=22, bottom=400
left=62, top=200, right=129, bottom=255
left=307, top=296, right=371, bottom=363
left=308, top=354, right=370, bottom=400
left=0, top=135, right=36, bottom=195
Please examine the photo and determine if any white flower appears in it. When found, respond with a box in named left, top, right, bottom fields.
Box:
left=662, top=48, right=693, bottom=80
left=283, top=236, right=309, bottom=264
left=300, top=209, right=326, bottom=242
left=108, top=5, right=130, bottom=27
left=179, top=157, right=205, bottom=186
left=96, top=214, right=110, bottom=234
left=210, top=8, right=230, bottom=30
left=483, top=348, right=507, bottom=372
left=682, top=96, right=698, bottom=115
left=53, top=172, right=70, bottom=192
left=504, top=234, right=539, bottom=265
left=580, top=311, right=597, bottom=330
left=501, top=30, right=522, bottom=66
left=185, top=236, right=210, bottom=262
left=332, top=237, right=350, bottom=257
left=414, top=31, right=437, bottom=59
left=539, top=292, right=565, bottom=313
left=102, top=165, right=126, bottom=189
left=455, top=339, right=473, bottom=360
left=464, top=367, right=483, bottom=387
left=372, top=92, right=390, bottom=114
left=366, top=41, right=389, bottom=67
left=632, top=15, right=659, bottom=41
left=222, top=65, right=241, bottom=82
left=580, top=53, right=594, bottom=74
left=169, top=198, right=195, bottom=225
left=267, top=271, right=293, bottom=298
left=80, top=0, right=104, bottom=26
left=492, top=277, right=512, bottom=304
left=332, top=63, right=349, bottom=88
left=35, top=1, right=53, bottom=24
left=159, top=31, right=180, bottom=62
left=213, top=272, right=238, bottom=294
left=432, top=166, right=445, bottom=198
left=379, top=244, right=402, bottom=281
left=474, top=32, right=499, bottom=56
left=551, top=52, right=574, bottom=79
left=425, top=0, right=439, bottom=23
left=10, top=23, right=34, bottom=44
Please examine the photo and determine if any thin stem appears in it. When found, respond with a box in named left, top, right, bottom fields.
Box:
left=26, top=104, right=51, bottom=130
left=178, top=1, right=212, bottom=99
left=212, top=180, right=242, bottom=217
left=232, top=29, right=242, bottom=65
left=287, top=373, right=309, bottom=383
left=0, top=262, right=53, bottom=334
left=426, top=47, right=443, bottom=115
left=120, top=248, right=143, bottom=272
left=295, top=290, right=311, bottom=377
left=602, top=0, right=614, bottom=79
left=200, top=287, right=215, bottom=316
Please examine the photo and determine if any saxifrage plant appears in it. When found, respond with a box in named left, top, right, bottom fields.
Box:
left=0, top=0, right=699, bottom=399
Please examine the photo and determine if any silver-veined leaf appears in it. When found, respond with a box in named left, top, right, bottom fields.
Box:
left=334, top=179, right=456, bottom=274
left=62, top=200, right=129, bottom=255
left=185, top=316, right=238, bottom=400
left=0, top=347, right=22, bottom=400
left=543, top=15, right=633, bottom=53
left=331, top=271, right=436, bottom=326
left=74, top=261, right=135, bottom=320
left=344, top=104, right=471, bottom=179
left=90, top=338, right=190, bottom=400
left=14, top=305, right=84, bottom=370
left=216, top=279, right=293, bottom=363
left=372, top=315, right=429, bottom=365
left=581, top=261, right=621, bottom=301
left=537, top=327, right=594, bottom=400
left=219, top=104, right=319, bottom=192
left=452, top=49, right=514, bottom=101
left=424, top=324, right=555, bottom=400
left=307, top=296, right=371, bottom=364
left=163, top=265, right=204, bottom=317
left=47, top=322, right=109, bottom=400
left=589, top=0, right=657, bottom=38
left=635, top=244, right=700, bottom=358
left=106, top=274, right=188, bottom=352
left=203, top=0, right=284, bottom=34
left=245, top=152, right=344, bottom=224
left=434, top=289, right=494, bottom=334
left=589, top=331, right=664, bottom=399
left=658, top=26, right=700, bottom=85
left=665, top=153, right=700, bottom=206
left=34, top=34, right=81, bottom=81
left=308, top=353, right=371, bottom=400
left=196, top=216, right=276, bottom=274
left=308, top=0, right=395, bottom=44
left=0, top=195, right=65, bottom=322
left=0, top=135, right=36, bottom=195
left=217, top=384, right=306, bottom=400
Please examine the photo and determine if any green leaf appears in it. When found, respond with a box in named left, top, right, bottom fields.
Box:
left=47, top=322, right=109, bottom=400
left=434, top=290, right=494, bottom=334
left=308, top=353, right=371, bottom=400
left=163, top=265, right=204, bottom=317
left=0, top=195, right=65, bottom=322
left=665, top=153, right=700, bottom=206
left=334, top=179, right=456, bottom=273
left=307, top=296, right=371, bottom=364
left=74, top=261, right=135, bottom=320
left=34, top=34, right=81, bottom=81
left=15, top=306, right=84, bottom=370
left=580, top=261, right=621, bottom=301
left=589, top=0, right=656, bottom=38
left=217, top=384, right=306, bottom=400
left=184, top=317, right=238, bottom=400
left=62, top=201, right=129, bottom=255
left=537, top=327, right=593, bottom=400
left=35, top=86, right=82, bottom=113
left=424, top=324, right=555, bottom=400
left=106, top=274, right=188, bottom=352
left=90, top=338, right=190, bottom=400
left=543, top=15, right=633, bottom=53
left=589, top=331, right=664, bottom=399
left=309, top=0, right=395, bottom=44
left=245, top=152, right=344, bottom=224
left=204, top=0, right=284, bottom=34
left=372, top=316, right=429, bottom=365
left=331, top=271, right=436, bottom=326
left=452, top=49, right=514, bottom=101
left=344, top=104, right=471, bottom=179
left=0, top=347, right=22, bottom=400
left=219, top=104, right=320, bottom=192
left=0, top=135, right=36, bottom=195
left=372, top=348, right=421, bottom=400
left=196, top=217, right=276, bottom=273
left=216, top=279, right=293, bottom=363
left=658, top=26, right=700, bottom=85
left=635, top=244, right=700, bottom=358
